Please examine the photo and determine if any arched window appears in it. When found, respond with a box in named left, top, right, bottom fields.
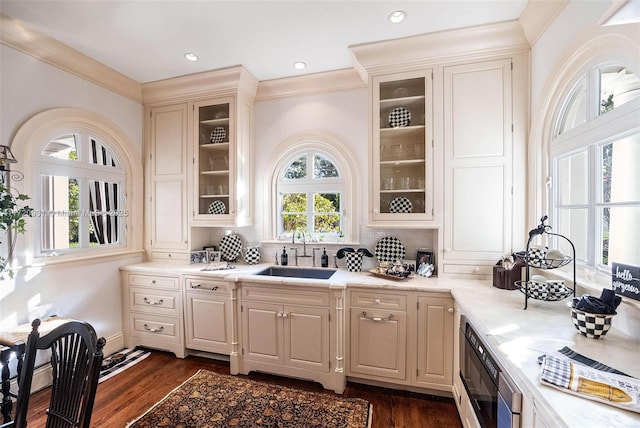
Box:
left=550, top=64, right=640, bottom=270
left=10, top=108, right=142, bottom=264
left=267, top=134, right=359, bottom=243
left=37, top=132, right=126, bottom=254
left=278, top=151, right=343, bottom=239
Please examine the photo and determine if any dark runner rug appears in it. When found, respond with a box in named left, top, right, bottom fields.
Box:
left=126, top=369, right=372, bottom=428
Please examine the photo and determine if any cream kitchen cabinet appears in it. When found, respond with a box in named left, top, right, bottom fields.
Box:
left=442, top=56, right=528, bottom=277
left=184, top=276, right=232, bottom=355
left=348, top=289, right=408, bottom=381
left=236, top=284, right=344, bottom=392
left=415, top=294, right=454, bottom=390
left=347, top=288, right=454, bottom=393
left=191, top=91, right=254, bottom=226
left=146, top=103, right=189, bottom=260
left=121, top=271, right=185, bottom=358
left=369, top=70, right=435, bottom=228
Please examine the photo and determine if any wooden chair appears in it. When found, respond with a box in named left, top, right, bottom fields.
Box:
left=4, top=319, right=105, bottom=428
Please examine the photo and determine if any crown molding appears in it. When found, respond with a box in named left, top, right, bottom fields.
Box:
left=519, top=0, right=570, bottom=47
left=349, top=20, right=530, bottom=80
left=255, top=68, right=366, bottom=101
left=0, top=13, right=142, bottom=103
left=141, top=65, right=259, bottom=105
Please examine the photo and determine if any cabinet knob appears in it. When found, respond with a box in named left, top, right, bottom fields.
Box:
left=282, top=312, right=289, bottom=318
left=374, top=298, right=381, bottom=304
left=151, top=280, right=156, bottom=284
left=448, top=307, right=454, bottom=313
left=474, top=267, right=480, bottom=273
left=276, top=312, right=283, bottom=318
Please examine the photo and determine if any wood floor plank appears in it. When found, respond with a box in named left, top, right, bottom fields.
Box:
left=23, top=350, right=462, bottom=427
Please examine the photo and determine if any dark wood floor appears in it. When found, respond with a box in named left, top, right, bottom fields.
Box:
left=24, top=349, right=462, bottom=427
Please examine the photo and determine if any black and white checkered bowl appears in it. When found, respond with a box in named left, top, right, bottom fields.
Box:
left=570, top=307, right=614, bottom=339
left=388, top=107, right=411, bottom=128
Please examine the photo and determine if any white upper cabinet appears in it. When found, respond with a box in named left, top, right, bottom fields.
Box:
left=142, top=66, right=257, bottom=241
left=443, top=59, right=513, bottom=265
left=147, top=103, right=189, bottom=256
left=370, top=70, right=435, bottom=227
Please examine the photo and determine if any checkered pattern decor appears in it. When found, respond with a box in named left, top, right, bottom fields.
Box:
left=243, top=247, right=261, bottom=265
left=345, top=252, right=363, bottom=272
left=540, top=355, right=572, bottom=389
left=374, top=236, right=406, bottom=263
left=570, top=308, right=614, bottom=339
left=219, top=234, right=242, bottom=262
left=389, top=197, right=412, bottom=213
left=208, top=200, right=226, bottom=214
left=527, top=246, right=548, bottom=267
left=388, top=107, right=411, bottom=128
left=210, top=126, right=226, bottom=144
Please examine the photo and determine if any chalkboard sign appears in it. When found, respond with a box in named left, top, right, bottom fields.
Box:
left=611, top=262, right=640, bottom=302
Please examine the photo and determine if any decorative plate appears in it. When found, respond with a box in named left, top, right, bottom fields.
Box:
left=388, top=107, right=411, bottom=128
left=208, top=200, right=226, bottom=215
left=374, top=236, right=406, bottom=263
left=219, top=234, right=242, bottom=262
left=210, top=126, right=226, bottom=144
left=392, top=87, right=410, bottom=98
left=389, top=197, right=412, bottom=213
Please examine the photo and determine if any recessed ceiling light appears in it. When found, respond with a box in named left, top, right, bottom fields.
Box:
left=184, top=53, right=198, bottom=62
left=388, top=10, right=406, bottom=24
left=294, top=61, right=307, bottom=70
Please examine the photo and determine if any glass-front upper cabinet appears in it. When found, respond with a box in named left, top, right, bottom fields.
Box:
left=193, top=97, right=234, bottom=221
left=371, top=70, right=434, bottom=226
left=192, top=92, right=254, bottom=227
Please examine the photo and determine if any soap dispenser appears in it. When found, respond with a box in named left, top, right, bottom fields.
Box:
left=321, top=248, right=329, bottom=268
left=281, top=246, right=288, bottom=266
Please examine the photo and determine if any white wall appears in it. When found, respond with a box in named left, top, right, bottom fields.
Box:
left=0, top=45, right=144, bottom=343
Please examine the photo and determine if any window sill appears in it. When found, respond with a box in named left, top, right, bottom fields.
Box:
left=16, top=249, right=144, bottom=273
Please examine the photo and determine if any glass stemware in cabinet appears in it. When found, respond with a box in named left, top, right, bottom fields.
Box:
left=198, top=102, right=231, bottom=215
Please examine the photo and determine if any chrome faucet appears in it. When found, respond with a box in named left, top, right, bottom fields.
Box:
left=292, top=228, right=311, bottom=258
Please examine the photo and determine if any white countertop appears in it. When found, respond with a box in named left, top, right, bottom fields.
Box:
left=121, top=262, right=640, bottom=427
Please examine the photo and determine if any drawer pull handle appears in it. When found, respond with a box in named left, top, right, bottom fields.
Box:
left=374, top=299, right=381, bottom=304
left=143, top=324, right=164, bottom=333
left=143, top=297, right=164, bottom=305
left=190, top=284, right=219, bottom=291
left=361, top=311, right=394, bottom=322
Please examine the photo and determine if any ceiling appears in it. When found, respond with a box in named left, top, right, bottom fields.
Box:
left=0, top=1, right=530, bottom=84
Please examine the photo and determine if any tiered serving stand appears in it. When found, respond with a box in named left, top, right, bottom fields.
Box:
left=515, top=216, right=576, bottom=309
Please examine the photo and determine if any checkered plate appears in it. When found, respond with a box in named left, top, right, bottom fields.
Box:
left=388, top=107, right=411, bottom=128
left=210, top=126, right=226, bottom=144
left=374, top=236, right=406, bottom=263
left=389, top=197, right=412, bottom=213
left=208, top=200, right=226, bottom=215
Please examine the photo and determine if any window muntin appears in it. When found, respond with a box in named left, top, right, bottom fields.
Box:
left=556, top=78, right=587, bottom=136
left=278, top=151, right=343, bottom=238
left=552, top=63, right=640, bottom=270
left=37, top=132, right=126, bottom=256
left=599, top=65, right=640, bottom=115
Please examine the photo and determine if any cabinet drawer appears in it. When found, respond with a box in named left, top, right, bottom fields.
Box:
left=350, top=290, right=407, bottom=310
left=442, top=264, right=492, bottom=276
left=129, top=313, right=180, bottom=342
left=185, top=277, right=229, bottom=294
left=150, top=251, right=189, bottom=262
left=241, top=286, right=329, bottom=307
left=129, top=274, right=179, bottom=289
left=130, top=287, right=180, bottom=317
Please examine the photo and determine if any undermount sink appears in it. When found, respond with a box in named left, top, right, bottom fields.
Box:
left=255, top=266, right=337, bottom=280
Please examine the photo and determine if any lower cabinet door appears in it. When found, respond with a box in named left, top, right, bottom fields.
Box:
left=415, top=296, right=454, bottom=387
left=284, top=305, right=330, bottom=372
left=185, top=291, right=231, bottom=354
left=349, top=308, right=407, bottom=380
left=242, top=301, right=283, bottom=364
